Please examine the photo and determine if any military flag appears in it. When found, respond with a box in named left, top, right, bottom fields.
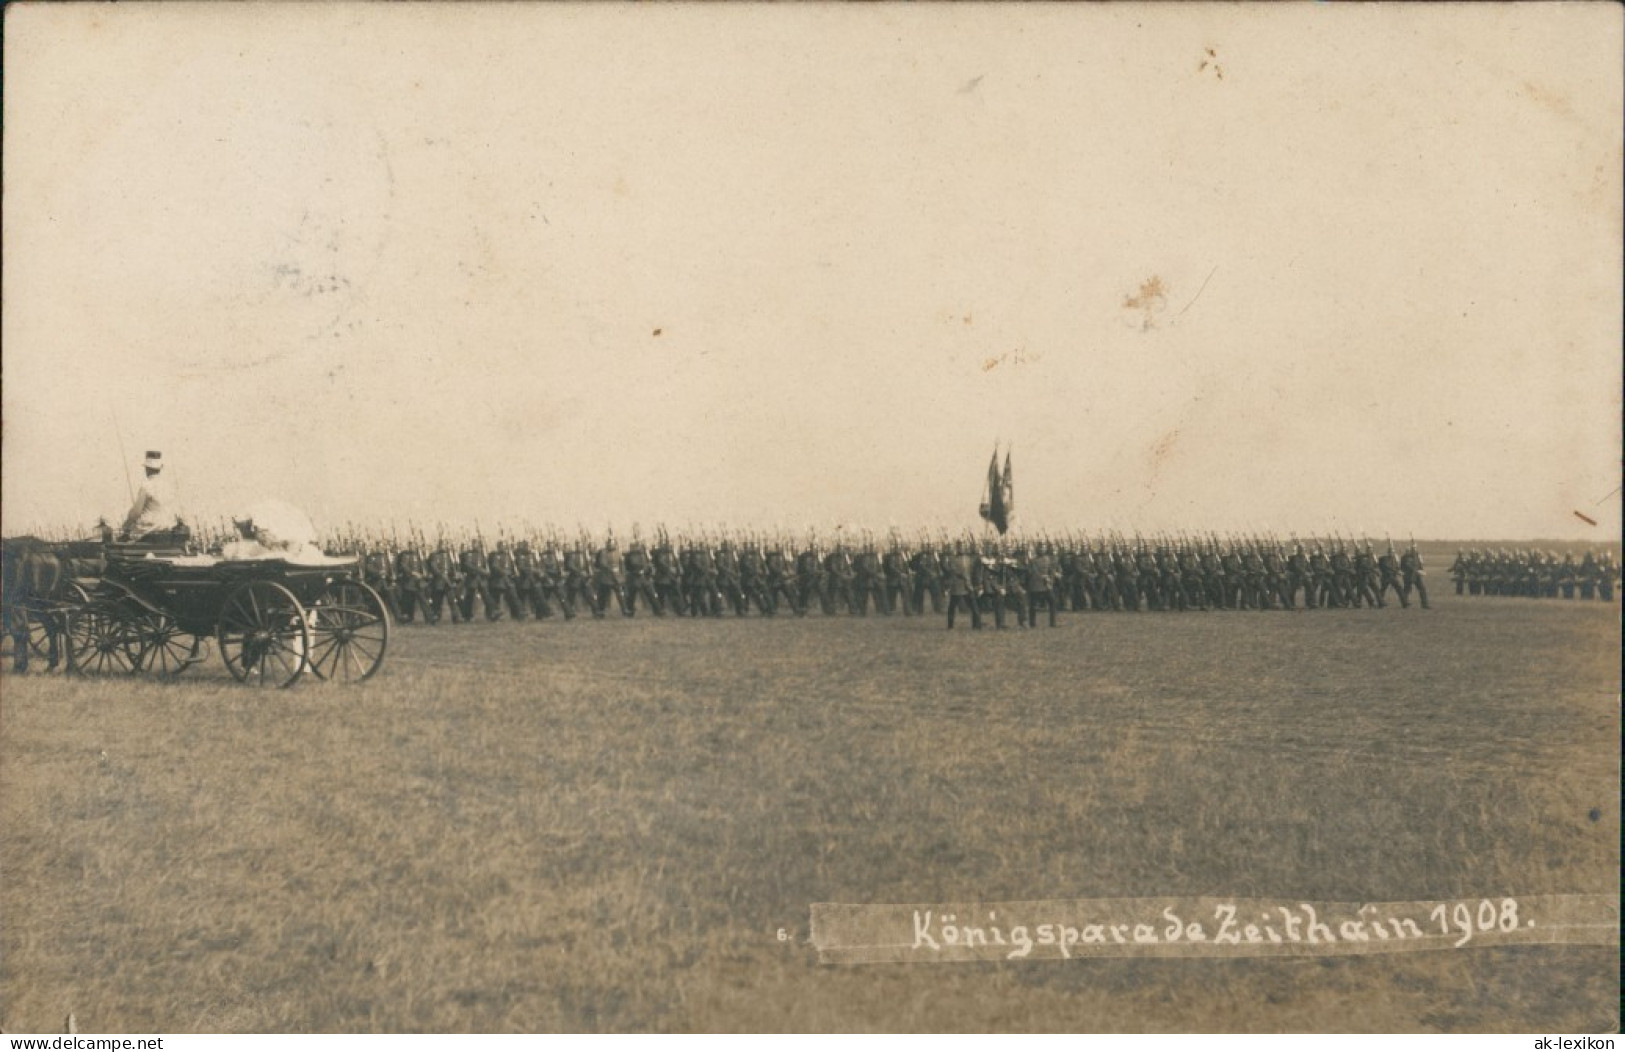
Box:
left=979, top=445, right=1011, bottom=535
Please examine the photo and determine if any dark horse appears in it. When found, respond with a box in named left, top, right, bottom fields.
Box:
left=1, top=537, right=69, bottom=672
left=1, top=537, right=105, bottom=672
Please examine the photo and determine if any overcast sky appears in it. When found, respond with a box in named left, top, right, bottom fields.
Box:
left=4, top=3, right=1620, bottom=540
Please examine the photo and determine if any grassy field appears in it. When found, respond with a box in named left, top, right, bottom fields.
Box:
left=1, top=576, right=1618, bottom=1032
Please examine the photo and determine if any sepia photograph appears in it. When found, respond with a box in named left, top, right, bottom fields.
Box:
left=2, top=1, right=1620, bottom=1035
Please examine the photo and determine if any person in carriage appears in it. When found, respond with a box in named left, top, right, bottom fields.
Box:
left=119, top=451, right=191, bottom=550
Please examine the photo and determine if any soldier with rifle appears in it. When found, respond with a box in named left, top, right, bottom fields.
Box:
left=593, top=534, right=629, bottom=618
left=763, top=537, right=800, bottom=616
left=1400, top=541, right=1430, bottom=609
left=623, top=535, right=660, bottom=616
left=1351, top=542, right=1382, bottom=609
left=563, top=538, right=597, bottom=618
left=651, top=531, right=686, bottom=616
left=487, top=540, right=526, bottom=621
left=738, top=539, right=772, bottom=616
left=714, top=538, right=747, bottom=616
left=1025, top=540, right=1059, bottom=627
left=1377, top=543, right=1406, bottom=608
left=394, top=538, right=431, bottom=624
left=910, top=539, right=944, bottom=615
left=825, top=541, right=856, bottom=616
left=881, top=537, right=915, bottom=616
left=944, top=538, right=983, bottom=630
left=458, top=539, right=497, bottom=621
left=424, top=536, right=464, bottom=625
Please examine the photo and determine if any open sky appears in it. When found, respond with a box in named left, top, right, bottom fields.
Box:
left=4, top=3, right=1620, bottom=539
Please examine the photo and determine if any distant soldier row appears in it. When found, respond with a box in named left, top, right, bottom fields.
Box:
left=334, top=531, right=1459, bottom=628
left=1448, top=549, right=1618, bottom=601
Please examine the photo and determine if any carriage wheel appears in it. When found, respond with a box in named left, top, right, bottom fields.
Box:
left=65, top=601, right=139, bottom=677
left=306, top=581, right=390, bottom=683
left=130, top=609, right=205, bottom=679
left=26, top=614, right=54, bottom=661
left=26, top=582, right=89, bottom=663
left=217, top=581, right=310, bottom=689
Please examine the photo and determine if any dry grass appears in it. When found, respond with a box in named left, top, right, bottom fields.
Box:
left=1, top=582, right=1617, bottom=1032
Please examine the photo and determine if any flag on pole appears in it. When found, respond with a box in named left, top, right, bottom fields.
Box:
left=1002, top=449, right=1015, bottom=522
left=979, top=445, right=1010, bottom=535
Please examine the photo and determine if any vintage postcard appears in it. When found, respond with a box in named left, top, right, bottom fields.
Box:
left=2, top=2, right=1619, bottom=1035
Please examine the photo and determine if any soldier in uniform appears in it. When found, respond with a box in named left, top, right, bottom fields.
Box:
left=650, top=534, right=686, bottom=616
left=850, top=542, right=884, bottom=616
left=487, top=541, right=526, bottom=621
left=593, top=536, right=629, bottom=617
left=1261, top=542, right=1290, bottom=610
left=1219, top=543, right=1245, bottom=609
left=1025, top=542, right=1058, bottom=627
left=882, top=540, right=914, bottom=616
left=1327, top=542, right=1355, bottom=609
left=563, top=540, right=597, bottom=618
left=363, top=547, right=401, bottom=622
left=763, top=539, right=800, bottom=616
left=1400, top=543, right=1430, bottom=609
left=1133, top=544, right=1161, bottom=611
left=1308, top=544, right=1334, bottom=609
left=911, top=542, right=945, bottom=615
left=738, top=540, right=771, bottom=616
left=1377, top=544, right=1406, bottom=608
left=393, top=545, right=430, bottom=625
left=824, top=542, right=856, bottom=616
left=1284, top=542, right=1311, bottom=610
left=944, top=540, right=983, bottom=630
left=1178, top=543, right=1207, bottom=611
left=683, top=539, right=720, bottom=617
left=1556, top=552, right=1578, bottom=600
left=510, top=542, right=545, bottom=619
left=1449, top=549, right=1468, bottom=596
left=979, top=541, right=1017, bottom=628
left=1577, top=550, right=1598, bottom=600
left=424, top=542, right=464, bottom=625
left=1157, top=545, right=1184, bottom=612
left=796, top=540, right=829, bottom=616
left=714, top=539, right=746, bottom=616
left=623, top=537, right=660, bottom=616
left=1351, top=543, right=1382, bottom=609
left=535, top=539, right=572, bottom=619
left=458, top=543, right=496, bottom=621
left=1112, top=543, right=1138, bottom=611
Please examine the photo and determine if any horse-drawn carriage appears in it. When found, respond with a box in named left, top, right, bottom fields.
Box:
left=6, top=540, right=390, bottom=687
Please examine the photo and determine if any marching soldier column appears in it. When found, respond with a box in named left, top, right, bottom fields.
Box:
left=306, top=524, right=1618, bottom=630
